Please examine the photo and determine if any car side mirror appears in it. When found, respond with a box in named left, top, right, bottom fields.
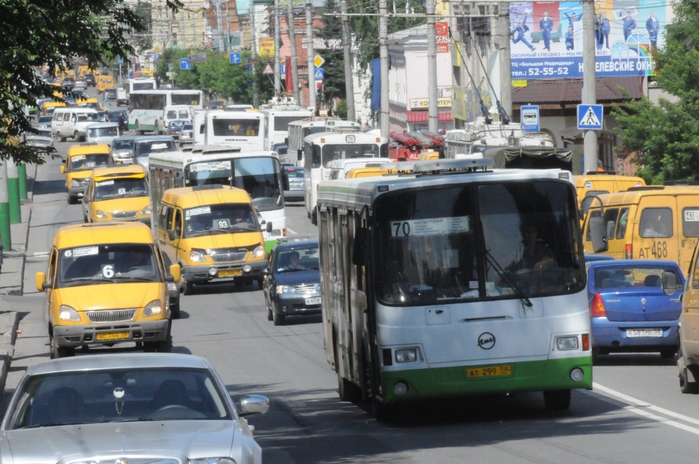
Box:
left=35, top=272, right=47, bottom=292
left=589, top=216, right=608, bottom=253
left=662, top=271, right=677, bottom=296
left=237, top=394, right=269, bottom=417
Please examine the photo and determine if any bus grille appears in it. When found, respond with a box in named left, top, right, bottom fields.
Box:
left=210, top=250, right=248, bottom=263
left=87, top=309, right=137, bottom=323
left=112, top=210, right=138, bottom=218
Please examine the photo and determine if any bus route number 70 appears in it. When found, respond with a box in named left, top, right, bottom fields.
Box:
left=392, top=221, right=411, bottom=237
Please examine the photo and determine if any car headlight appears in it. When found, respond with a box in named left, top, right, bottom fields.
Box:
left=96, top=210, right=108, bottom=219
left=71, top=179, right=81, bottom=187
left=143, top=299, right=163, bottom=317
left=59, top=305, right=81, bottom=321
left=190, top=248, right=207, bottom=262
left=251, top=244, right=266, bottom=259
left=276, top=285, right=296, bottom=294
left=141, top=204, right=152, bottom=215
left=190, top=459, right=237, bottom=464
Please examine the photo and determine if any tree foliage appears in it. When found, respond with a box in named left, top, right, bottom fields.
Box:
left=155, top=49, right=275, bottom=105
left=0, top=0, right=180, bottom=165
left=316, top=0, right=345, bottom=101
left=612, top=0, right=699, bottom=182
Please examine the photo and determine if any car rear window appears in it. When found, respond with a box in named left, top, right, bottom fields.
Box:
left=593, top=265, right=678, bottom=290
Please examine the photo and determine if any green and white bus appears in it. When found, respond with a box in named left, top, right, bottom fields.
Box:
left=148, top=146, right=287, bottom=252
left=128, top=89, right=204, bottom=134
left=317, top=158, right=592, bottom=419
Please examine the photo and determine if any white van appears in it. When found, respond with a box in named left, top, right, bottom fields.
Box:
left=164, top=105, right=193, bottom=127
left=51, top=108, right=99, bottom=142
left=86, top=122, right=120, bottom=146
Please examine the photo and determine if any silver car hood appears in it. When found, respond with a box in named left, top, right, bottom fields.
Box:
left=1, top=421, right=242, bottom=463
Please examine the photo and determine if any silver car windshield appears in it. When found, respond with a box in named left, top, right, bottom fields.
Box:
left=8, top=367, right=233, bottom=428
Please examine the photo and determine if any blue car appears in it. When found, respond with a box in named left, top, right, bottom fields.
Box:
left=587, top=259, right=684, bottom=359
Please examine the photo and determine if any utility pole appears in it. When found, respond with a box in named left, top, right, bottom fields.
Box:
left=0, top=162, right=10, bottom=250
left=426, top=0, right=438, bottom=133
left=287, top=0, right=301, bottom=103
left=250, top=4, right=258, bottom=107
left=306, top=0, right=316, bottom=109
left=340, top=0, right=355, bottom=121
left=226, top=0, right=231, bottom=52
left=379, top=0, right=389, bottom=137
left=215, top=0, right=224, bottom=51
left=498, top=3, right=512, bottom=115
left=583, top=0, right=597, bottom=172
left=274, top=0, right=282, bottom=96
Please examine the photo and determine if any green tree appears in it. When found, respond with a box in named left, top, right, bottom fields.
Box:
left=612, top=0, right=699, bottom=182
left=0, top=0, right=180, bottom=164
left=316, top=0, right=345, bottom=101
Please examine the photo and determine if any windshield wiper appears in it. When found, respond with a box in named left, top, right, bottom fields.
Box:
left=484, top=249, right=532, bottom=307
left=21, top=421, right=86, bottom=429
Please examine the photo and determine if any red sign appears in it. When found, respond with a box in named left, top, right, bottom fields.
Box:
left=436, top=21, right=450, bottom=53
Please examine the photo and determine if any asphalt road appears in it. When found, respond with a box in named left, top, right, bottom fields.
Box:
left=5, top=133, right=699, bottom=463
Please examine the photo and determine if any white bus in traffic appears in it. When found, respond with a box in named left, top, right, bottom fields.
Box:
left=148, top=145, right=286, bottom=251
left=128, top=89, right=204, bottom=134
left=192, top=109, right=265, bottom=151
left=303, top=131, right=388, bottom=224
left=317, top=158, right=592, bottom=419
left=287, top=118, right=361, bottom=166
left=259, top=105, right=311, bottom=151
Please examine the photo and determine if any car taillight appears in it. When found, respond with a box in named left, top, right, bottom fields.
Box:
left=590, top=293, right=607, bottom=317
left=625, top=244, right=632, bottom=259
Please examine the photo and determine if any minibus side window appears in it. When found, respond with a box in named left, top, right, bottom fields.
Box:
left=639, top=207, right=673, bottom=238
left=616, top=208, right=629, bottom=239
left=603, top=208, right=619, bottom=240
left=682, top=207, right=699, bottom=237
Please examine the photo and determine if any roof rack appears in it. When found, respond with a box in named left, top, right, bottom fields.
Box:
left=412, top=158, right=494, bottom=175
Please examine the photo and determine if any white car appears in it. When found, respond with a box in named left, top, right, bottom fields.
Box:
left=0, top=353, right=269, bottom=464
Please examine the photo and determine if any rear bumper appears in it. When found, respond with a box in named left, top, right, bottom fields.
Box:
left=591, top=317, right=679, bottom=349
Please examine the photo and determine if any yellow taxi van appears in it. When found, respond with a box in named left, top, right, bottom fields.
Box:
left=62, top=143, right=112, bottom=204
left=82, top=164, right=151, bottom=224
left=97, top=75, right=115, bottom=93
left=678, top=240, right=699, bottom=393
left=583, top=185, right=699, bottom=274
left=156, top=184, right=267, bottom=294
left=345, top=161, right=418, bottom=179
left=575, top=173, right=646, bottom=211
left=35, top=222, right=181, bottom=358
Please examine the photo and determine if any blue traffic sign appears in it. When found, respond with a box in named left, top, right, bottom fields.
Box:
left=520, top=105, right=539, bottom=132
left=229, top=52, right=241, bottom=64
left=179, top=58, right=190, bottom=70
left=281, top=63, right=286, bottom=74
left=314, top=68, right=325, bottom=81
left=577, top=104, right=603, bottom=130
left=117, top=57, right=124, bottom=64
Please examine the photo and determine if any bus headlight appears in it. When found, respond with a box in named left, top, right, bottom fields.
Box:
left=395, top=348, right=418, bottom=363
left=59, top=305, right=81, bottom=321
left=251, top=244, right=265, bottom=259
left=556, top=336, right=579, bottom=351
left=190, top=249, right=207, bottom=262
left=143, top=299, right=163, bottom=317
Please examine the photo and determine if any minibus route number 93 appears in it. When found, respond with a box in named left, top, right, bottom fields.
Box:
left=317, top=158, right=592, bottom=420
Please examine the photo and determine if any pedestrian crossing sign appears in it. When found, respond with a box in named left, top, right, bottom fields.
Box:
left=577, top=104, right=603, bottom=130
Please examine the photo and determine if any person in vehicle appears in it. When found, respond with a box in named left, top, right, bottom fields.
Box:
left=512, top=223, right=555, bottom=271
left=285, top=251, right=305, bottom=270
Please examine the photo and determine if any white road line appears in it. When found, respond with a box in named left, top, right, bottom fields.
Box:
left=587, top=382, right=699, bottom=435
left=32, top=252, right=50, bottom=257
left=287, top=228, right=297, bottom=235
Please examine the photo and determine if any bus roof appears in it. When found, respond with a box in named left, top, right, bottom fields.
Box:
left=149, top=148, right=279, bottom=169
left=303, top=132, right=388, bottom=144
left=53, top=222, right=154, bottom=249
left=129, top=89, right=203, bottom=95
left=161, top=184, right=252, bottom=208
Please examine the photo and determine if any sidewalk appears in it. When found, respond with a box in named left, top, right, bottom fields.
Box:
left=0, top=165, right=36, bottom=398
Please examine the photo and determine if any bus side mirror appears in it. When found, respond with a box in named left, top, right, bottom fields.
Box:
left=60, top=165, right=65, bottom=174
left=589, top=216, right=608, bottom=253
left=297, top=149, right=302, bottom=162
left=662, top=271, right=678, bottom=296
left=580, top=196, right=595, bottom=215
left=266, top=222, right=273, bottom=233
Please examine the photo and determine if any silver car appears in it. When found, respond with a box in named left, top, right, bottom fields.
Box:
left=0, top=353, right=269, bottom=464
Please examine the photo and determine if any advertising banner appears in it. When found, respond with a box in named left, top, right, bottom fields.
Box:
left=509, top=1, right=668, bottom=79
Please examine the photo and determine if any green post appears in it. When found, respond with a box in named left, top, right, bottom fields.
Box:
left=7, top=158, right=20, bottom=224
left=18, top=163, right=27, bottom=200
left=0, top=162, right=10, bottom=250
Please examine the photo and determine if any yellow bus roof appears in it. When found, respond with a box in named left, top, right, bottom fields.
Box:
left=591, top=185, right=699, bottom=206
left=67, top=143, right=111, bottom=157
left=91, top=164, right=147, bottom=181
left=573, top=174, right=646, bottom=188
left=53, top=222, right=154, bottom=249
left=162, top=185, right=251, bottom=209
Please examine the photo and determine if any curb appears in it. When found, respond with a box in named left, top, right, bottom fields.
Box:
left=0, top=312, right=19, bottom=397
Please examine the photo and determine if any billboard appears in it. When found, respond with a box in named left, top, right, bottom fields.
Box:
left=509, top=1, right=668, bottom=79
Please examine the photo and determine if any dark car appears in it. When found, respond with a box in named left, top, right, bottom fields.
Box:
left=588, top=259, right=684, bottom=360
left=62, top=78, right=75, bottom=90
left=167, top=119, right=188, bottom=140
left=85, top=74, right=96, bottom=86
left=262, top=236, right=321, bottom=326
left=282, top=164, right=304, bottom=202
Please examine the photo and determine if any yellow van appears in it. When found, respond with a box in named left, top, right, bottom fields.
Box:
left=97, top=75, right=115, bottom=93
left=575, top=173, right=646, bottom=211
left=583, top=186, right=699, bottom=274
left=345, top=161, right=417, bottom=179
left=679, top=241, right=699, bottom=392
left=61, top=143, right=112, bottom=204
left=82, top=165, right=151, bottom=224
left=77, top=97, right=104, bottom=111
left=156, top=184, right=267, bottom=294
left=35, top=222, right=181, bottom=358
left=41, top=101, right=66, bottom=116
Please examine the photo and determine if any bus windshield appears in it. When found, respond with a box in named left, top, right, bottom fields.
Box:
left=185, top=157, right=283, bottom=212
left=374, top=181, right=584, bottom=306
left=316, top=144, right=382, bottom=168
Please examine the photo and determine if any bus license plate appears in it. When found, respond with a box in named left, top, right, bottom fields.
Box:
left=96, top=331, right=130, bottom=341
left=305, top=297, right=321, bottom=305
left=626, top=328, right=663, bottom=338
left=218, top=269, right=242, bottom=277
left=466, top=364, right=513, bottom=378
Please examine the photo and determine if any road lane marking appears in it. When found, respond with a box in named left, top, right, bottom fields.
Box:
left=287, top=228, right=297, bottom=235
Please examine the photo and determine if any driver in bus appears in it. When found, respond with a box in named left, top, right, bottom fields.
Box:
left=512, top=223, right=555, bottom=272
